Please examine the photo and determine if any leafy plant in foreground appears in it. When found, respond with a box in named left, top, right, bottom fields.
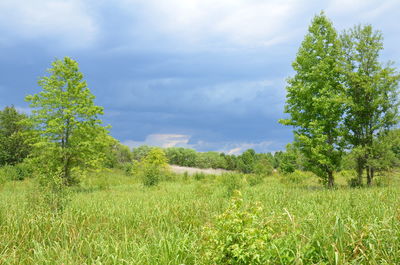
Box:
left=202, top=191, right=270, bottom=264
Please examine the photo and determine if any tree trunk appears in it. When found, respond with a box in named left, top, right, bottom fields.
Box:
left=371, top=168, right=374, bottom=183
left=62, top=117, right=72, bottom=185
left=62, top=156, right=72, bottom=185
left=356, top=157, right=363, bottom=186
left=366, top=166, right=374, bottom=186
left=327, top=171, right=334, bottom=188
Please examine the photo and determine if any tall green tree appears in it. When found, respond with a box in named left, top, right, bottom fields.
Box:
left=341, top=25, right=400, bottom=185
left=0, top=106, right=31, bottom=165
left=26, top=57, right=110, bottom=185
left=280, top=13, right=345, bottom=187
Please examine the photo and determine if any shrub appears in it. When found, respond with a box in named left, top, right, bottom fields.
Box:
left=15, top=162, right=34, bottom=180
left=142, top=165, right=161, bottom=186
left=123, top=161, right=140, bottom=176
left=202, top=191, right=270, bottom=264
left=0, top=162, right=33, bottom=181
left=140, top=148, right=169, bottom=186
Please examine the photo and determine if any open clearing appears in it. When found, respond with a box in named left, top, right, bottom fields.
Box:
left=1, top=170, right=399, bottom=264
left=170, top=165, right=229, bottom=175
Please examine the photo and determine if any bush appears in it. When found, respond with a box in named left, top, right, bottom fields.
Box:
left=202, top=191, right=270, bottom=264
left=140, top=148, right=169, bottom=187
left=123, top=161, right=140, bottom=176
left=15, top=162, right=34, bottom=179
left=0, top=162, right=33, bottom=181
left=141, top=164, right=160, bottom=186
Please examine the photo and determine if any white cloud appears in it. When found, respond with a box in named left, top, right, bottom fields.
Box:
left=327, top=0, right=398, bottom=19
left=14, top=106, right=32, bottom=115
left=1, top=0, right=398, bottom=51
left=0, top=0, right=98, bottom=49
left=222, top=141, right=274, bottom=155
left=123, top=133, right=281, bottom=154
left=123, top=134, right=191, bottom=149
left=189, top=139, right=283, bottom=154
left=119, top=0, right=304, bottom=49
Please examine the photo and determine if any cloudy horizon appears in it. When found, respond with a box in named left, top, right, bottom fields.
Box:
left=1, top=0, right=399, bottom=154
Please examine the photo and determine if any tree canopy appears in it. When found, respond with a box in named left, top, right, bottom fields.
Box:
left=26, top=57, right=110, bottom=185
left=342, top=25, right=400, bottom=185
left=280, top=12, right=345, bottom=187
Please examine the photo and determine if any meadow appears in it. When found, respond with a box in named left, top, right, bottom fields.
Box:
left=1, top=170, right=399, bottom=264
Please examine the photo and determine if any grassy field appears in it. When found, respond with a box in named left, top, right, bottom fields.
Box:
left=0, top=170, right=399, bottom=264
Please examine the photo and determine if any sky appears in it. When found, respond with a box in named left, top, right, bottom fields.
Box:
left=0, top=0, right=399, bottom=154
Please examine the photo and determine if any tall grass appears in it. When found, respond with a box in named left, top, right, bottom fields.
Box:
left=0, top=170, right=399, bottom=264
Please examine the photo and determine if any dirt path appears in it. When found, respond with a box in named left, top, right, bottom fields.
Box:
left=170, top=165, right=229, bottom=175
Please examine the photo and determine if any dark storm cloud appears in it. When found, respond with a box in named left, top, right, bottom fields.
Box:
left=0, top=0, right=399, bottom=153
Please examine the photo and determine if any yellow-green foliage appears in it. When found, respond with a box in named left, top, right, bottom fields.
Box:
left=25, top=57, right=111, bottom=186
left=140, top=148, right=169, bottom=186
left=202, top=191, right=269, bottom=264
